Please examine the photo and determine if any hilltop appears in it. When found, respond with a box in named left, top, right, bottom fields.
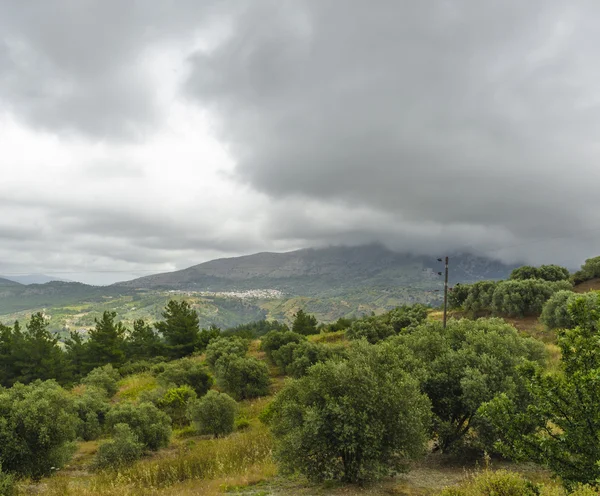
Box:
left=115, top=244, right=516, bottom=295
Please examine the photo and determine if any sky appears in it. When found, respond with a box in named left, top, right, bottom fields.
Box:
left=2, top=1, right=600, bottom=285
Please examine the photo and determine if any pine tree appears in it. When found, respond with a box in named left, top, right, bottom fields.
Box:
left=12, top=313, right=69, bottom=384
left=126, top=319, right=165, bottom=360
left=86, top=311, right=126, bottom=369
left=155, top=300, right=200, bottom=358
left=292, top=309, right=319, bottom=335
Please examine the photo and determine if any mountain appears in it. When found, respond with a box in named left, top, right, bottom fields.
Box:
left=115, top=244, right=517, bottom=296
left=3, top=274, right=73, bottom=285
left=0, top=277, right=22, bottom=289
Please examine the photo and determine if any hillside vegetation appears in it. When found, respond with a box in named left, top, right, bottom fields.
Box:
left=2, top=256, right=600, bottom=495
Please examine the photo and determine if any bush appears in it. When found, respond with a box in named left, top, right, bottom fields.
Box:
left=82, top=364, right=121, bottom=398
left=540, top=290, right=577, bottom=329
left=158, top=385, right=197, bottom=426
left=272, top=341, right=345, bottom=378
left=463, top=281, right=498, bottom=313
left=106, top=402, right=172, bottom=451
left=0, top=380, right=78, bottom=479
left=260, top=330, right=305, bottom=362
left=119, top=358, right=166, bottom=376
left=264, top=342, right=430, bottom=482
left=157, top=358, right=213, bottom=397
left=205, top=337, right=249, bottom=368
left=187, top=390, right=237, bottom=437
left=291, top=309, right=319, bottom=335
left=387, top=304, right=429, bottom=332
left=439, top=470, right=540, bottom=496
left=391, top=318, right=546, bottom=453
left=491, top=279, right=572, bottom=317
left=0, top=464, right=14, bottom=496
left=215, top=355, right=270, bottom=400
left=73, top=386, right=110, bottom=440
left=510, top=264, right=571, bottom=282
left=572, top=256, right=600, bottom=284
left=448, top=283, right=471, bottom=309
left=346, top=316, right=394, bottom=344
left=94, top=423, right=144, bottom=470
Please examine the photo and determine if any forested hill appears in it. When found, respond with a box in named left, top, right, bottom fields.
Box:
left=115, top=244, right=517, bottom=295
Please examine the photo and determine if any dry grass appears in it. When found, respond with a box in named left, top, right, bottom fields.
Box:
left=115, top=373, right=159, bottom=402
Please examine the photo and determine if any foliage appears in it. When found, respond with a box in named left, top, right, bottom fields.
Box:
left=157, top=358, right=213, bottom=397
left=481, top=292, right=600, bottom=487
left=125, top=319, right=166, bottom=361
left=318, top=316, right=355, bottom=333
left=0, top=380, right=78, bottom=479
left=387, top=304, right=429, bottom=332
left=463, top=281, right=498, bottom=313
left=205, top=337, right=249, bottom=368
left=448, top=283, right=471, bottom=309
left=187, top=390, right=237, bottom=438
left=510, top=264, right=571, bottom=282
left=94, top=423, right=144, bottom=471
left=158, top=385, right=197, bottom=426
left=291, top=309, right=319, bottom=335
left=572, top=256, right=600, bottom=284
left=82, top=364, right=121, bottom=398
left=86, top=311, right=127, bottom=370
left=271, top=341, right=345, bottom=378
left=391, top=318, right=546, bottom=453
left=439, top=470, right=540, bottom=496
left=73, top=386, right=111, bottom=441
left=264, top=341, right=430, bottom=482
left=541, top=290, right=600, bottom=330
left=260, top=330, right=305, bottom=362
left=106, top=401, right=172, bottom=451
left=215, top=355, right=270, bottom=400
left=155, top=300, right=201, bottom=358
left=0, top=464, right=14, bottom=496
left=491, top=279, right=572, bottom=317
left=346, top=316, right=394, bottom=343
left=223, top=319, right=289, bottom=338
left=0, top=315, right=69, bottom=387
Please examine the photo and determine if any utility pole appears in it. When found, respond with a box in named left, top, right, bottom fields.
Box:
left=437, top=256, right=449, bottom=329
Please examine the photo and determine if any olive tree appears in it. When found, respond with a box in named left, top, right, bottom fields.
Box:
left=106, top=401, right=171, bottom=451
left=0, top=380, right=79, bottom=479
left=187, top=390, right=237, bottom=437
left=264, top=342, right=431, bottom=482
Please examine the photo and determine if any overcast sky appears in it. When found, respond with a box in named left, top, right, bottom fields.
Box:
left=2, top=1, right=600, bottom=284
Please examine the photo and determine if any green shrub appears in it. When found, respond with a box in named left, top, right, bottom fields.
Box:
left=387, top=304, right=429, bottom=332
left=391, top=318, right=545, bottom=453
left=291, top=309, right=319, bottom=335
left=510, top=264, right=571, bottom=282
left=205, top=337, right=249, bottom=368
left=540, top=290, right=576, bottom=329
left=264, top=341, right=430, bottom=483
left=439, top=470, right=539, bottom=496
left=463, top=281, right=498, bottom=313
left=215, top=355, right=270, bottom=400
left=94, top=423, right=144, bottom=471
left=346, top=316, right=394, bottom=343
left=272, top=341, right=345, bottom=378
left=0, top=380, right=78, bottom=479
left=82, top=364, right=121, bottom=398
left=234, top=418, right=250, bottom=431
left=572, top=256, right=600, bottom=284
left=119, top=358, right=166, bottom=376
left=187, top=390, right=237, bottom=437
left=158, top=385, right=197, bottom=426
left=448, top=283, right=471, bottom=309
left=0, top=463, right=14, bottom=496
left=106, top=402, right=172, bottom=451
left=260, top=330, right=305, bottom=362
left=491, top=279, right=572, bottom=317
left=157, top=358, right=213, bottom=397
left=73, top=386, right=110, bottom=441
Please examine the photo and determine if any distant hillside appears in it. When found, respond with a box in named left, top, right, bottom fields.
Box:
left=0, top=277, right=22, bottom=289
left=2, top=274, right=73, bottom=285
left=115, top=244, right=517, bottom=296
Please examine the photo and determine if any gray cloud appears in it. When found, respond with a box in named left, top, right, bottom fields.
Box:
left=0, top=0, right=222, bottom=139
left=185, top=0, right=600, bottom=263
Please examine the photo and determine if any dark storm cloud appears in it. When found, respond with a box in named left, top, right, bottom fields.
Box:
left=185, top=0, right=600, bottom=262
left=0, top=0, right=223, bottom=138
